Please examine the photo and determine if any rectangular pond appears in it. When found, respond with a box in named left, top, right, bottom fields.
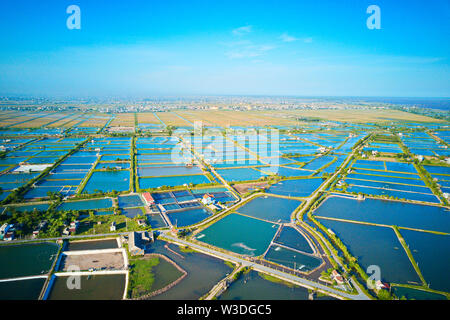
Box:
left=236, top=196, right=302, bottom=223
left=0, top=242, right=59, bottom=279
left=195, top=213, right=278, bottom=257
left=47, top=274, right=126, bottom=300
left=316, top=219, right=421, bottom=285
left=314, top=196, right=449, bottom=233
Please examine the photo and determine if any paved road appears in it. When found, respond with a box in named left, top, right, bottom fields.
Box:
left=161, top=232, right=371, bottom=300
left=0, top=232, right=130, bottom=245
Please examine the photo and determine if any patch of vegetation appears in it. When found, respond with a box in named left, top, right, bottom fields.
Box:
left=128, top=256, right=160, bottom=299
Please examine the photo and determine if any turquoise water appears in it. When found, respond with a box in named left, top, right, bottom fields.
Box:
left=401, top=229, right=450, bottom=293
left=196, top=213, right=278, bottom=256
left=84, top=170, right=130, bottom=193
left=236, top=196, right=302, bottom=223
left=267, top=178, right=323, bottom=198
left=314, top=196, right=449, bottom=233
left=138, top=166, right=203, bottom=177
left=216, top=167, right=267, bottom=182
left=0, top=242, right=59, bottom=279
left=139, top=174, right=210, bottom=189
left=118, top=194, right=144, bottom=208
left=317, top=219, right=421, bottom=285
left=345, top=185, right=440, bottom=203
left=273, top=226, right=314, bottom=254
left=264, top=245, right=322, bottom=272
left=58, top=198, right=113, bottom=211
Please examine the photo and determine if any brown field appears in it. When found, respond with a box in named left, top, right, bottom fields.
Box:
left=156, top=111, right=192, bottom=126
left=233, top=181, right=270, bottom=194
left=136, top=112, right=160, bottom=124
left=109, top=113, right=135, bottom=127
left=281, top=108, right=442, bottom=123
left=60, top=252, right=125, bottom=271
left=47, top=113, right=84, bottom=128
left=12, top=113, right=73, bottom=128
left=78, top=114, right=113, bottom=127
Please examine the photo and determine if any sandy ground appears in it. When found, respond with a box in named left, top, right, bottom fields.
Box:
left=60, top=252, right=125, bottom=271
left=234, top=181, right=270, bottom=194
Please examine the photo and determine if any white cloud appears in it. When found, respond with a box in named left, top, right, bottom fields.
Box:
left=225, top=44, right=275, bottom=59
left=279, top=33, right=299, bottom=42
left=232, top=25, right=252, bottom=36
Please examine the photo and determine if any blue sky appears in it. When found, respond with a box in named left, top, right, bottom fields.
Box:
left=0, top=0, right=449, bottom=97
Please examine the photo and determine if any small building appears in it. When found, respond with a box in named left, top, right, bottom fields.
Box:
left=142, top=192, right=155, bottom=205
left=331, top=270, right=345, bottom=285
left=33, top=220, right=48, bottom=238
left=12, top=164, right=53, bottom=173
left=4, top=231, right=14, bottom=241
left=110, top=221, right=116, bottom=232
left=68, top=221, right=79, bottom=234
left=375, top=280, right=390, bottom=290
left=128, top=231, right=153, bottom=256
left=137, top=219, right=147, bottom=227
left=202, top=194, right=214, bottom=205
left=0, top=224, right=14, bottom=240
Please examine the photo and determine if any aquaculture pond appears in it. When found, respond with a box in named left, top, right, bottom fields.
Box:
left=344, top=185, right=440, bottom=204
left=400, top=230, right=450, bottom=293
left=146, top=214, right=167, bottom=228
left=236, top=196, right=302, bottom=223
left=118, top=194, right=144, bottom=208
left=123, top=208, right=144, bottom=218
left=138, top=166, right=203, bottom=177
left=0, top=278, right=46, bottom=300
left=129, top=255, right=184, bottom=298
left=264, top=245, right=322, bottom=272
left=267, top=178, right=323, bottom=198
left=139, top=174, right=210, bottom=189
left=57, top=198, right=113, bottom=211
left=65, top=238, right=119, bottom=251
left=313, top=196, right=450, bottom=233
left=196, top=213, right=278, bottom=256
left=317, top=219, right=421, bottom=285
left=0, top=242, right=59, bottom=279
left=166, top=208, right=211, bottom=227
left=84, top=170, right=130, bottom=193
left=218, top=270, right=335, bottom=300
left=148, top=241, right=233, bottom=300
left=4, top=203, right=50, bottom=214
left=273, top=226, right=314, bottom=254
left=216, top=167, right=267, bottom=182
left=392, top=286, right=447, bottom=300
left=47, top=274, right=126, bottom=300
